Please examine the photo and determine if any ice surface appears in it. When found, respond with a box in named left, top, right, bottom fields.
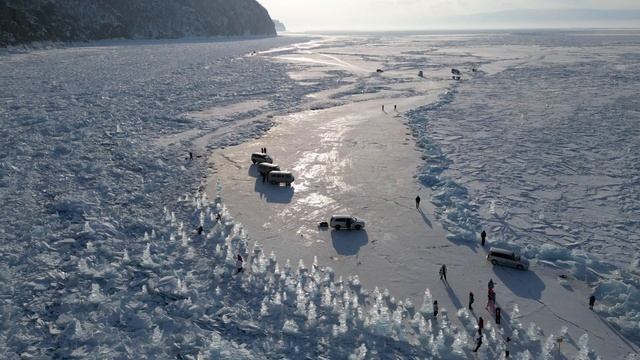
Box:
left=403, top=31, right=640, bottom=345
left=2, top=31, right=640, bottom=358
left=1, top=188, right=594, bottom=357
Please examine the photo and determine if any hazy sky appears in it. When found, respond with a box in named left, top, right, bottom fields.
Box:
left=259, top=0, right=640, bottom=31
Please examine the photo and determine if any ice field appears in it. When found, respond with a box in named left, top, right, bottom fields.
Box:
left=1, top=31, right=639, bottom=358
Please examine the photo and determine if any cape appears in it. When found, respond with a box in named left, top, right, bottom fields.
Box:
left=0, top=0, right=277, bottom=46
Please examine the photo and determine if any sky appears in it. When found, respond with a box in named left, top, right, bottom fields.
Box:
left=258, top=0, right=640, bottom=31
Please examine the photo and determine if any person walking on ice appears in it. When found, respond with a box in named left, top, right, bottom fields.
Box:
left=382, top=104, right=385, bottom=112
left=415, top=195, right=421, bottom=209
left=477, top=316, right=484, bottom=336
left=236, top=254, right=244, bottom=274
left=473, top=336, right=482, bottom=352
left=469, top=291, right=474, bottom=311
left=439, top=264, right=447, bottom=282
left=481, top=229, right=486, bottom=246
left=394, top=104, right=397, bottom=111
left=589, top=294, right=596, bottom=310
left=433, top=300, right=438, bottom=317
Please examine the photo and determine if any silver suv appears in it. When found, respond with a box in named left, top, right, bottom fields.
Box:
left=330, top=215, right=365, bottom=230
left=487, top=247, right=529, bottom=270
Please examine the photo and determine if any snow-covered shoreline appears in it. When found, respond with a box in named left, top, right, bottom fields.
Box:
left=0, top=35, right=293, bottom=56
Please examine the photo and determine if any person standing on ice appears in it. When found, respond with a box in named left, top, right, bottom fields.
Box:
left=382, top=104, right=385, bottom=112
left=394, top=104, right=397, bottom=111
left=439, top=264, right=447, bottom=282
left=477, top=316, right=484, bottom=335
left=415, top=195, right=421, bottom=209
left=495, top=306, right=501, bottom=324
left=481, top=230, right=486, bottom=246
left=473, top=336, right=482, bottom=352
left=189, top=151, right=193, bottom=161
left=469, top=291, right=474, bottom=311
left=433, top=300, right=438, bottom=317
left=487, top=288, right=495, bottom=310
left=488, top=278, right=494, bottom=291
left=236, top=254, right=244, bottom=274
left=589, top=294, right=596, bottom=310
left=505, top=336, right=511, bottom=358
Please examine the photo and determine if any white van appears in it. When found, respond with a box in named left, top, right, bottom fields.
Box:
left=487, top=247, right=529, bottom=270
left=258, top=163, right=280, bottom=175
left=267, top=171, right=295, bottom=186
left=251, top=152, right=273, bottom=164
left=330, top=215, right=365, bottom=230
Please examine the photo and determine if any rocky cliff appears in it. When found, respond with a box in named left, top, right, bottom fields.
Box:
left=0, top=0, right=276, bottom=46
left=272, top=19, right=286, bottom=32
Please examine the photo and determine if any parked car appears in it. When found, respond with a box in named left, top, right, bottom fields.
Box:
left=330, top=215, right=365, bottom=230
left=267, top=171, right=295, bottom=186
left=251, top=152, right=273, bottom=164
left=487, top=247, right=529, bottom=270
left=257, top=162, right=280, bottom=175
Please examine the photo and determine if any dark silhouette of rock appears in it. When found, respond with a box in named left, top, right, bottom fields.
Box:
left=0, top=0, right=276, bottom=47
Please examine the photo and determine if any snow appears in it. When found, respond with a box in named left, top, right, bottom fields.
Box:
left=209, top=31, right=640, bottom=358
left=1, top=30, right=640, bottom=358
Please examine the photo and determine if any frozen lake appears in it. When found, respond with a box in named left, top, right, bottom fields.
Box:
left=1, top=30, right=639, bottom=358
left=207, top=30, right=640, bottom=357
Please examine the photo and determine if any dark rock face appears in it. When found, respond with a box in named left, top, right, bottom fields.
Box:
left=0, top=0, right=276, bottom=46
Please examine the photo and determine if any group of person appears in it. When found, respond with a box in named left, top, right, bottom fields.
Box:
left=231, top=194, right=598, bottom=357
left=430, top=274, right=509, bottom=355
left=470, top=278, right=507, bottom=354
left=418, top=196, right=604, bottom=355
left=434, top=263, right=508, bottom=354
left=381, top=104, right=398, bottom=112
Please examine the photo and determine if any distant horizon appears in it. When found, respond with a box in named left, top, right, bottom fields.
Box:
left=287, top=26, right=640, bottom=34
left=263, top=4, right=640, bottom=32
